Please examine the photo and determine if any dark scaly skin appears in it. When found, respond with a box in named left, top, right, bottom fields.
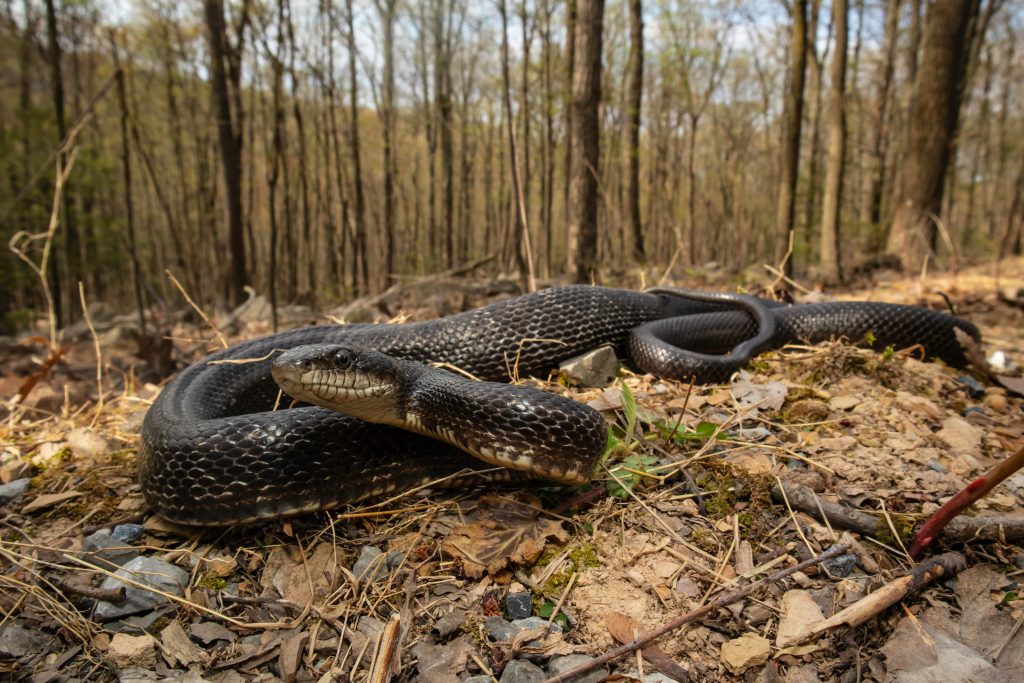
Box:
left=139, top=286, right=980, bottom=525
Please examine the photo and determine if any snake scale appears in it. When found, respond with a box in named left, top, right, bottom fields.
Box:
left=139, top=286, right=980, bottom=525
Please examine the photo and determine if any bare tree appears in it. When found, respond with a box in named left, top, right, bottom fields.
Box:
left=819, top=0, right=848, bottom=282
left=775, top=0, right=808, bottom=274
left=377, top=0, right=398, bottom=287
left=887, top=0, right=981, bottom=270
left=624, top=0, right=644, bottom=262
left=203, top=0, right=251, bottom=305
left=568, top=0, right=603, bottom=282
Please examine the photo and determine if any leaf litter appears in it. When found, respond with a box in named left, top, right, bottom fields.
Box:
left=0, top=262, right=1023, bottom=681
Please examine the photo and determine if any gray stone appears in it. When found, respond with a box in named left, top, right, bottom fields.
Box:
left=955, top=375, right=985, bottom=399
left=822, top=552, right=857, bottom=578
left=510, top=617, right=562, bottom=634
left=559, top=346, right=618, bottom=387
left=463, top=676, right=492, bottom=683
left=484, top=617, right=516, bottom=642
left=94, top=556, right=189, bottom=621
left=547, top=655, right=607, bottom=683
left=0, top=622, right=56, bottom=659
left=112, top=524, right=146, bottom=544
left=926, top=459, right=948, bottom=473
left=385, top=550, right=405, bottom=570
left=106, top=607, right=174, bottom=634
left=0, top=478, right=30, bottom=505
left=82, top=529, right=139, bottom=570
left=499, top=659, right=545, bottom=683
left=118, top=668, right=161, bottom=683
left=505, top=592, right=533, bottom=620
left=352, top=546, right=386, bottom=582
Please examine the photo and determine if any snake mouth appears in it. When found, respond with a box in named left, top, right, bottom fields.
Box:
left=271, top=344, right=407, bottom=422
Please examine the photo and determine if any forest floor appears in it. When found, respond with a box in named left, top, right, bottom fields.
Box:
left=2, top=259, right=1024, bottom=683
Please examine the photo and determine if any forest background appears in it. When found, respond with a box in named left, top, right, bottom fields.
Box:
left=0, top=0, right=1020, bottom=333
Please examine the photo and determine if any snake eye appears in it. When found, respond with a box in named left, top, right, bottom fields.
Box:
left=333, top=349, right=354, bottom=369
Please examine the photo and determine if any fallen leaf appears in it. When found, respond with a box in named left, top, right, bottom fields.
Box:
left=22, top=490, right=81, bottom=514
left=441, top=494, right=569, bottom=578
left=606, top=612, right=689, bottom=681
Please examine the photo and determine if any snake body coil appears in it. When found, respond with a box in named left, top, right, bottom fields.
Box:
left=139, top=286, right=979, bottom=525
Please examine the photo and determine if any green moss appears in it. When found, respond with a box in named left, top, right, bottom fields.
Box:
left=197, top=573, right=228, bottom=591
left=875, top=514, right=916, bottom=545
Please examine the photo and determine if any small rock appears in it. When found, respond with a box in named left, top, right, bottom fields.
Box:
left=94, top=556, right=189, bottom=621
left=352, top=546, right=386, bottom=583
left=955, top=375, right=985, bottom=399
left=510, top=616, right=563, bottom=634
left=984, top=393, right=1008, bottom=413
left=547, top=654, right=607, bottom=683
left=106, top=608, right=174, bottom=635
left=720, top=633, right=771, bottom=675
left=112, top=524, right=146, bottom=544
left=736, top=427, right=773, bottom=441
left=505, top=592, right=533, bottom=620
left=822, top=552, right=857, bottom=578
left=0, top=622, right=56, bottom=659
left=500, top=659, right=545, bottom=683
left=485, top=617, right=516, bottom=642
left=464, top=677, right=492, bottom=683
left=190, top=621, right=237, bottom=645
left=673, top=576, right=701, bottom=599
left=926, top=459, right=948, bottom=473
left=108, top=633, right=157, bottom=669
left=830, top=394, right=860, bottom=410
left=776, top=590, right=825, bottom=648
left=82, top=529, right=139, bottom=570
left=936, top=416, right=983, bottom=461
left=385, top=550, right=406, bottom=570
left=0, top=478, right=31, bottom=505
left=559, top=346, right=619, bottom=388
left=66, top=427, right=109, bottom=457
left=117, top=668, right=161, bottom=682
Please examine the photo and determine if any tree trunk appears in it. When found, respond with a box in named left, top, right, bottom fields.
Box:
left=568, top=0, right=603, bottom=283
left=110, top=34, right=146, bottom=334
left=345, top=0, right=368, bottom=294
left=378, top=0, right=398, bottom=287
left=887, top=0, right=980, bottom=270
left=819, top=0, right=848, bottom=283
left=203, top=0, right=249, bottom=305
left=499, top=0, right=529, bottom=280
left=862, top=0, right=900, bottom=232
left=775, top=0, right=807, bottom=275
left=624, top=0, right=644, bottom=263
left=563, top=0, right=576, bottom=247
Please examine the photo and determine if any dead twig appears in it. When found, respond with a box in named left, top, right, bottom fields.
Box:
left=542, top=544, right=849, bottom=683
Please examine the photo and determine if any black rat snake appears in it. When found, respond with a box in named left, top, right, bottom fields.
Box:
left=139, top=286, right=980, bottom=525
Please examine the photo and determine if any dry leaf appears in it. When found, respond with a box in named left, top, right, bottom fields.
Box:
left=605, top=612, right=690, bottom=682
left=22, top=490, right=81, bottom=514
left=441, top=494, right=569, bottom=578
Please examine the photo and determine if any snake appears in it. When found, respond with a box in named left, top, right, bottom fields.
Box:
left=138, top=286, right=980, bottom=525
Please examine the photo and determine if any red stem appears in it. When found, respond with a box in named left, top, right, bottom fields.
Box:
left=909, top=444, right=1024, bottom=559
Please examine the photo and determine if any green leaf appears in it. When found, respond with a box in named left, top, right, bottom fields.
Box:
left=863, top=331, right=877, bottom=345
left=606, top=453, right=659, bottom=499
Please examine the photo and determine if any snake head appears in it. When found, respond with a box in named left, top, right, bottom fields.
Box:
left=271, top=344, right=411, bottom=425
